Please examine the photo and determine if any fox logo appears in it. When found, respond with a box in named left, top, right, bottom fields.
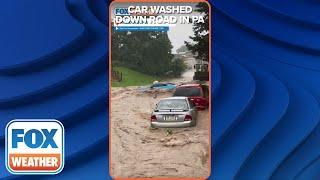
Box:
left=6, top=120, right=64, bottom=174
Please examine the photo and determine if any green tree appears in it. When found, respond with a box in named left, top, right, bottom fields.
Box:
left=185, top=2, right=209, bottom=61
left=111, top=29, right=184, bottom=77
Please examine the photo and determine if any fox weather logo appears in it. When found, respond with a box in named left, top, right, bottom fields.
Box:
left=5, top=119, right=64, bottom=175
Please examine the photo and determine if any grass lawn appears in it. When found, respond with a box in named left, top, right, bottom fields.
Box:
left=111, top=67, right=160, bottom=87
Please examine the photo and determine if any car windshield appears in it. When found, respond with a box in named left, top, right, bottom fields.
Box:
left=173, top=87, right=201, bottom=97
left=157, top=99, right=188, bottom=110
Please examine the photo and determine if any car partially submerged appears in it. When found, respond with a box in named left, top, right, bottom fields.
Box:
left=173, top=83, right=209, bottom=110
left=137, top=82, right=176, bottom=92
left=150, top=82, right=176, bottom=90
left=151, top=97, right=197, bottom=128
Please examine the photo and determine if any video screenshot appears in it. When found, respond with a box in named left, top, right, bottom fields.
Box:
left=109, top=0, right=211, bottom=178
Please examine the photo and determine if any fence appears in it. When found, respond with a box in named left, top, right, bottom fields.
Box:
left=112, top=70, right=123, bottom=82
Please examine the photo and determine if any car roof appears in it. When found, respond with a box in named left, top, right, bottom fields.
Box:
left=178, top=84, right=201, bottom=87
left=161, top=97, right=188, bottom=100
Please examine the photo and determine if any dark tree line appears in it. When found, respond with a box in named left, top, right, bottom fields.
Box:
left=112, top=30, right=186, bottom=77
left=185, top=2, right=209, bottom=62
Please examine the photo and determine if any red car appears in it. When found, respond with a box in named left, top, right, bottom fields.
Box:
left=173, top=84, right=209, bottom=110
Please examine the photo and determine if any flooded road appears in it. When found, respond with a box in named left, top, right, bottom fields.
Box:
left=171, top=57, right=196, bottom=83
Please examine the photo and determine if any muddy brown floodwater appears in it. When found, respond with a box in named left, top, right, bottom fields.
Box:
left=110, top=87, right=210, bottom=178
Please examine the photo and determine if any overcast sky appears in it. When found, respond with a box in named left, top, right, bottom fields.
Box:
left=167, top=17, right=194, bottom=53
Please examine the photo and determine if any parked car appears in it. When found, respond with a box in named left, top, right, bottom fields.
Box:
left=193, top=63, right=209, bottom=81
left=173, top=84, right=209, bottom=110
left=150, top=97, right=197, bottom=128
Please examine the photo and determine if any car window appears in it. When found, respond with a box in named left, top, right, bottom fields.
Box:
left=173, top=87, right=201, bottom=97
left=157, top=99, right=188, bottom=110
left=188, top=99, right=195, bottom=108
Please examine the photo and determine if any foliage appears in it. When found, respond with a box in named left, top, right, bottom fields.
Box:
left=111, top=30, right=185, bottom=77
left=111, top=66, right=159, bottom=87
left=166, top=129, right=173, bottom=136
left=169, top=58, right=187, bottom=77
left=185, top=2, right=209, bottom=61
